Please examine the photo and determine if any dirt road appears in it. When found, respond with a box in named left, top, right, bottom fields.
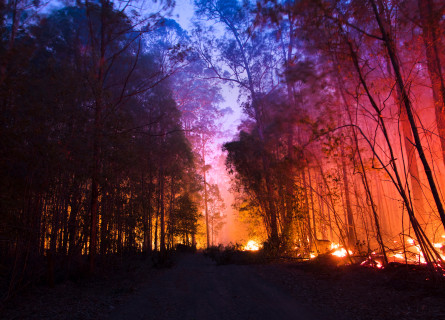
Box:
left=105, top=253, right=331, bottom=320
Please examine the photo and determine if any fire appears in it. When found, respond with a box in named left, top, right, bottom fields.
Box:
left=244, top=240, right=260, bottom=251
left=331, top=247, right=353, bottom=257
left=310, top=253, right=317, bottom=259
left=393, top=253, right=404, bottom=259
left=329, top=242, right=353, bottom=257
left=361, top=258, right=383, bottom=269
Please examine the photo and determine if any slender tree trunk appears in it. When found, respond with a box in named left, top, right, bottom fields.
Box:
left=202, top=140, right=210, bottom=248
left=308, top=168, right=317, bottom=239
left=346, top=20, right=441, bottom=265
left=341, top=150, right=355, bottom=247
left=224, top=17, right=279, bottom=243
left=301, top=169, right=312, bottom=252
left=382, top=36, right=425, bottom=216
left=87, top=0, right=107, bottom=273
left=159, top=165, right=165, bottom=253
left=370, top=0, right=445, bottom=230
left=418, top=0, right=445, bottom=167
left=336, top=73, right=388, bottom=263
left=281, top=12, right=296, bottom=244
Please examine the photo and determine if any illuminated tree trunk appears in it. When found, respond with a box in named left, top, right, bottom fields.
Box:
left=168, top=179, right=175, bottom=249
left=203, top=144, right=210, bottom=248
left=341, top=150, right=355, bottom=247
left=308, top=168, right=316, bottom=239
left=418, top=0, right=445, bottom=167
left=154, top=206, right=158, bottom=251
left=381, top=23, right=425, bottom=216
left=337, top=76, right=387, bottom=263
left=301, top=169, right=312, bottom=252
left=160, top=163, right=166, bottom=253
left=400, top=99, right=424, bottom=211
left=281, top=9, right=296, bottom=243
left=370, top=0, right=445, bottom=231
left=346, top=14, right=440, bottom=265
left=142, top=171, right=153, bottom=253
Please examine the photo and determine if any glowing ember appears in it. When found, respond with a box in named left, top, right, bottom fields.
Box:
left=310, top=253, right=317, bottom=259
left=360, top=256, right=383, bottom=269
left=244, top=240, right=260, bottom=251
left=394, top=253, right=404, bottom=260
left=331, top=248, right=353, bottom=258
left=407, top=238, right=415, bottom=245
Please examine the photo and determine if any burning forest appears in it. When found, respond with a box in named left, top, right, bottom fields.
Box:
left=1, top=0, right=445, bottom=319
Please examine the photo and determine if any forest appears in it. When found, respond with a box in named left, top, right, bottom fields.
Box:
left=1, top=0, right=445, bottom=311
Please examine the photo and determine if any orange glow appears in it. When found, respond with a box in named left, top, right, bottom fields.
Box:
left=331, top=247, right=352, bottom=258
left=329, top=242, right=352, bottom=258
left=393, top=253, right=404, bottom=259
left=244, top=240, right=260, bottom=251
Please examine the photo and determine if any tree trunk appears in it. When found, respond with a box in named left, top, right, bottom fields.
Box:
left=341, top=149, right=355, bottom=247
left=159, top=165, right=166, bottom=253
left=418, top=0, right=445, bottom=167
left=370, top=0, right=445, bottom=230
left=203, top=141, right=210, bottom=248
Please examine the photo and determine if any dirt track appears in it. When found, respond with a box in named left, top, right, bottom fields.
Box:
left=105, top=253, right=331, bottom=320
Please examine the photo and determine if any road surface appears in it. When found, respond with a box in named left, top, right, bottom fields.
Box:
left=106, top=253, right=332, bottom=320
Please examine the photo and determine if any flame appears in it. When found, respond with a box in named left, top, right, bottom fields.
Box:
left=329, top=242, right=352, bottom=257
left=244, top=240, right=260, bottom=251
left=360, top=256, right=383, bottom=269
left=331, top=247, right=353, bottom=257
left=433, top=243, right=443, bottom=248
left=393, top=253, right=404, bottom=259
left=310, top=253, right=317, bottom=259
left=407, top=238, right=415, bottom=245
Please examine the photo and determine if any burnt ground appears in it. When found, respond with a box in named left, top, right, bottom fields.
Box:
left=2, top=252, right=445, bottom=320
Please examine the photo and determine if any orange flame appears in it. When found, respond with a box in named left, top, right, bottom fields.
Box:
left=244, top=240, right=260, bottom=251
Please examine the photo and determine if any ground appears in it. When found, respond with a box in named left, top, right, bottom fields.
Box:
left=2, top=253, right=445, bottom=320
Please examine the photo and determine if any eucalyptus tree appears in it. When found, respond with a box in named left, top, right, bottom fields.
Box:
left=169, top=50, right=227, bottom=248
left=194, top=0, right=284, bottom=245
